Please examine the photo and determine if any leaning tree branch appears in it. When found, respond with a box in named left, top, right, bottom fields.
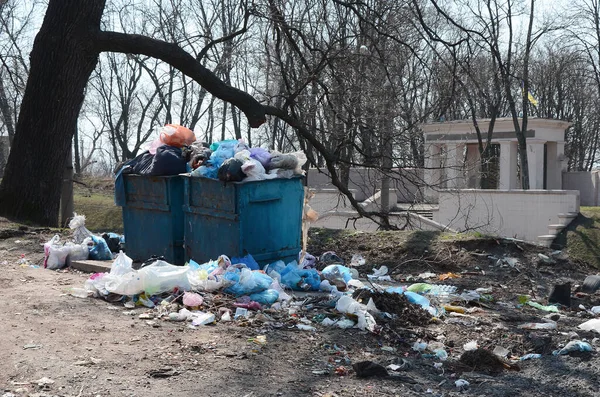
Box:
left=94, top=30, right=266, bottom=128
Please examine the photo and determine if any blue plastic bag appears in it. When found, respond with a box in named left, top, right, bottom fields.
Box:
left=223, top=268, right=273, bottom=297
left=249, top=289, right=279, bottom=305
left=264, top=260, right=286, bottom=275
left=87, top=235, right=112, bottom=260
left=231, top=253, right=260, bottom=271
left=279, top=262, right=321, bottom=291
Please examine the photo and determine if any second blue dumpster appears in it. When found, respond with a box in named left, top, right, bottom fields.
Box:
left=183, top=175, right=304, bottom=267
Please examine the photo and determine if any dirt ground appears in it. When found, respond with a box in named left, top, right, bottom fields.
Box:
left=1, top=219, right=599, bottom=397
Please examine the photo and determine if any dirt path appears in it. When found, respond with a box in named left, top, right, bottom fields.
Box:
left=1, top=224, right=599, bottom=397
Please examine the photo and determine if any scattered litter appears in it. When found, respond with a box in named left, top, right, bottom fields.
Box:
left=538, top=253, right=555, bottom=264
left=519, top=353, right=542, bottom=361
left=438, top=272, right=461, bottom=281
left=455, top=379, right=469, bottom=389
left=352, top=361, right=389, bottom=378
left=578, top=318, right=600, bottom=333
left=148, top=367, right=179, bottom=378
left=553, top=340, right=593, bottom=355
left=36, top=377, right=55, bottom=387
left=518, top=322, right=557, bottom=330
left=527, top=301, right=559, bottom=313
left=297, top=324, right=317, bottom=331
left=548, top=282, right=571, bottom=307
left=463, top=341, right=478, bottom=351
left=492, top=346, right=510, bottom=358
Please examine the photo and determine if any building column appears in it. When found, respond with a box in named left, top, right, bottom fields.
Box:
left=527, top=141, right=546, bottom=189
left=445, top=143, right=465, bottom=188
left=499, top=141, right=518, bottom=190
left=424, top=143, right=442, bottom=202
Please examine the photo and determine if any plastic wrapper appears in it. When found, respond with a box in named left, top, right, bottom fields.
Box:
left=68, top=213, right=93, bottom=244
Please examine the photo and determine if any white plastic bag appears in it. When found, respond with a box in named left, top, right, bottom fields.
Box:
left=138, top=260, right=191, bottom=295
left=68, top=213, right=93, bottom=244
left=104, top=253, right=144, bottom=296
left=64, top=242, right=89, bottom=261
left=44, top=235, right=71, bottom=270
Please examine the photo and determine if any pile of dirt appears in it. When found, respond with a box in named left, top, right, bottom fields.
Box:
left=352, top=289, right=432, bottom=327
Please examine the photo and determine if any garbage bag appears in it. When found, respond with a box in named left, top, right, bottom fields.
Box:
left=136, top=260, right=191, bottom=295
left=68, top=213, right=93, bottom=244
left=148, top=145, right=188, bottom=176
left=249, top=147, right=271, bottom=168
left=241, top=158, right=277, bottom=182
left=84, top=235, right=113, bottom=261
left=223, top=268, right=273, bottom=297
left=231, top=253, right=260, bottom=271
left=210, top=140, right=237, bottom=160
left=64, top=242, right=89, bottom=261
left=103, top=253, right=145, bottom=296
left=218, top=157, right=245, bottom=182
left=44, top=235, right=71, bottom=270
left=191, top=160, right=220, bottom=179
left=102, top=232, right=122, bottom=253
left=279, top=262, right=321, bottom=291
left=158, top=124, right=196, bottom=148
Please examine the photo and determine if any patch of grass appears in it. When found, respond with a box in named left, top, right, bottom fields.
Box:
left=559, top=206, right=600, bottom=268
left=73, top=191, right=123, bottom=233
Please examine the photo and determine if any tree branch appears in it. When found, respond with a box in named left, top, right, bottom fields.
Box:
left=95, top=30, right=266, bottom=128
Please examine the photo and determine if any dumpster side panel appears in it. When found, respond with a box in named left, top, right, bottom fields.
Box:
left=120, top=175, right=184, bottom=264
left=238, top=179, right=303, bottom=264
left=183, top=176, right=303, bottom=266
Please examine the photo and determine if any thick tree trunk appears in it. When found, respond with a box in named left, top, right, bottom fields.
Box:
left=0, top=0, right=105, bottom=226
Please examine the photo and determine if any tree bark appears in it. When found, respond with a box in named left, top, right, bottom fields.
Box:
left=0, top=0, right=105, bottom=226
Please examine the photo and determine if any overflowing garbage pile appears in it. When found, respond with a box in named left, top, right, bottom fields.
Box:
left=60, top=244, right=600, bottom=384
left=68, top=250, right=519, bottom=339
left=43, top=214, right=123, bottom=270
left=116, top=123, right=306, bottom=182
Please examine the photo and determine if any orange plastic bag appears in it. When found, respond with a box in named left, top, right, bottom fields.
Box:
left=159, top=124, right=196, bottom=148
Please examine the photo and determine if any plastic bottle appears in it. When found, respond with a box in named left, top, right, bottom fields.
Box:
left=69, top=287, right=89, bottom=299
left=518, top=322, right=557, bottom=330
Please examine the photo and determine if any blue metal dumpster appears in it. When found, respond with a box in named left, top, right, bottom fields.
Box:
left=117, top=174, right=185, bottom=264
left=183, top=176, right=304, bottom=266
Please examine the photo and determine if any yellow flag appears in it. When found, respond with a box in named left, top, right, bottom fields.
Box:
left=528, top=92, right=538, bottom=106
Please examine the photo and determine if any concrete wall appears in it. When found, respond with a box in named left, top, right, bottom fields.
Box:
left=307, top=167, right=424, bottom=203
left=563, top=171, right=599, bottom=206
left=0, top=136, right=9, bottom=178
left=312, top=211, right=452, bottom=232
left=434, top=189, right=580, bottom=242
